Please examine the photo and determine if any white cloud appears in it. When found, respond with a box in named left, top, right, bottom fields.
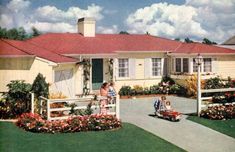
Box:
left=126, top=0, right=235, bottom=43
left=0, top=0, right=104, bottom=33
left=97, top=25, right=118, bottom=34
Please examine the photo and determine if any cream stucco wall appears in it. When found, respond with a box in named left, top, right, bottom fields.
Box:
left=114, top=52, right=166, bottom=91
left=0, top=57, right=53, bottom=92
left=51, top=63, right=83, bottom=96
left=216, top=55, right=235, bottom=79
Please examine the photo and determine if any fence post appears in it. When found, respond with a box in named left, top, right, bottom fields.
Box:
left=47, top=99, right=50, bottom=121
left=39, top=98, right=43, bottom=115
left=116, top=95, right=120, bottom=119
left=31, top=93, right=34, bottom=113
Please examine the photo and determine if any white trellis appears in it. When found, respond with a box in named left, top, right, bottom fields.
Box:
left=199, top=88, right=235, bottom=110
left=35, top=95, right=120, bottom=121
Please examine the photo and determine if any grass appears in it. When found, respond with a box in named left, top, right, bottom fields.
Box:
left=187, top=116, right=235, bottom=138
left=0, top=122, right=184, bottom=152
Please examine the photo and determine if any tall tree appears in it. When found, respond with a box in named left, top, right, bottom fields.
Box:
left=174, top=37, right=181, bottom=41
left=202, top=38, right=217, bottom=45
left=31, top=27, right=41, bottom=37
left=184, top=37, right=194, bottom=43
left=119, top=31, right=129, bottom=34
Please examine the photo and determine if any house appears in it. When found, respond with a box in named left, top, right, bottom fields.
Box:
left=1, top=17, right=235, bottom=97
left=219, top=35, right=235, bottom=50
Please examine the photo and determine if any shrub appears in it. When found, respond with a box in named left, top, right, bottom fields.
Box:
left=16, top=113, right=121, bottom=133
left=132, top=85, right=144, bottom=95
left=200, top=104, right=235, bottom=120
left=31, top=73, right=49, bottom=98
left=0, top=98, right=13, bottom=119
left=205, top=76, right=224, bottom=89
left=119, top=86, right=131, bottom=96
left=149, top=85, right=160, bottom=94
left=69, top=102, right=93, bottom=116
left=4, top=80, right=32, bottom=117
left=185, top=75, right=205, bottom=97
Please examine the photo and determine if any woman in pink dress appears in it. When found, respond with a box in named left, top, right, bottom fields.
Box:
left=100, top=82, right=109, bottom=114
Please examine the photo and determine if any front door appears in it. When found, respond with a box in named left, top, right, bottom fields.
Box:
left=92, top=59, right=103, bottom=90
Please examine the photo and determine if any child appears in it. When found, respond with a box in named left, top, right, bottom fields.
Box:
left=108, top=82, right=117, bottom=104
left=165, top=101, right=172, bottom=110
left=154, top=96, right=167, bottom=116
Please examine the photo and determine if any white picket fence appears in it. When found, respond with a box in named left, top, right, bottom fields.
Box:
left=31, top=95, right=120, bottom=121
left=200, top=88, right=235, bottom=109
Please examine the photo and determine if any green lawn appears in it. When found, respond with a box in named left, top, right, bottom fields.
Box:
left=0, top=122, right=184, bottom=152
left=187, top=116, right=235, bottom=138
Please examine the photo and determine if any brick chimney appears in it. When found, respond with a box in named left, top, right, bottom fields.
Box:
left=77, top=17, right=95, bottom=37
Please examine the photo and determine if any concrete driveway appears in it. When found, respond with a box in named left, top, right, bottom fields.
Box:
left=120, top=96, right=235, bottom=152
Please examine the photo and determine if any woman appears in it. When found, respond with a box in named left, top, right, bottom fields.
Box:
left=99, top=82, right=110, bottom=114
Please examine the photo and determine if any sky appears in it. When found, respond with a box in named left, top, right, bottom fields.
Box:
left=0, top=0, right=235, bottom=43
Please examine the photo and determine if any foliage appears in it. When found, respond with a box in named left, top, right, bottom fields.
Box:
left=204, top=76, right=224, bottom=89
left=16, top=113, right=121, bottom=133
left=174, top=38, right=181, bottom=41
left=0, top=26, right=41, bottom=40
left=4, top=80, right=32, bottom=117
left=202, top=38, right=217, bottom=45
left=0, top=98, right=13, bottom=119
left=149, top=85, right=160, bottom=94
left=49, top=92, right=67, bottom=99
left=31, top=26, right=41, bottom=37
left=132, top=85, right=144, bottom=95
left=118, top=77, right=187, bottom=97
left=169, top=84, right=186, bottom=96
left=200, top=104, right=235, bottom=120
left=184, top=37, right=194, bottom=43
left=79, top=59, right=91, bottom=95
left=119, top=31, right=129, bottom=34
left=119, top=86, right=132, bottom=96
left=185, top=75, right=205, bottom=97
left=106, top=59, right=114, bottom=81
left=31, top=73, right=49, bottom=98
left=69, top=102, right=93, bottom=116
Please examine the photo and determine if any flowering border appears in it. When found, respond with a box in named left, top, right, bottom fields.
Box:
left=16, top=113, right=121, bottom=133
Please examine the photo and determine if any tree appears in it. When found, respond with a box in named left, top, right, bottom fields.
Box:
left=119, top=31, right=129, bottom=34
left=31, top=26, right=41, bottom=37
left=184, top=37, right=194, bottom=43
left=174, top=38, right=181, bottom=41
left=17, top=27, right=27, bottom=40
left=31, top=73, right=49, bottom=98
left=202, top=38, right=217, bottom=45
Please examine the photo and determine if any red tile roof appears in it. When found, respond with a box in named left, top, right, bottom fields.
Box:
left=0, top=39, right=77, bottom=63
left=0, top=39, right=30, bottom=56
left=174, top=42, right=235, bottom=54
left=27, top=33, right=182, bottom=54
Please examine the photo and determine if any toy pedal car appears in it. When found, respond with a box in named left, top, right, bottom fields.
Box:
left=156, top=110, right=182, bottom=121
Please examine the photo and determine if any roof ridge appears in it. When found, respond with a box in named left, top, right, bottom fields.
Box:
left=1, top=39, right=32, bottom=56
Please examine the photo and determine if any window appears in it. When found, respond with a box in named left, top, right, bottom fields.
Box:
left=152, top=58, right=161, bottom=76
left=175, top=58, right=181, bottom=72
left=183, top=58, right=189, bottom=73
left=193, top=58, right=198, bottom=72
left=118, top=59, right=129, bottom=77
left=204, top=58, right=212, bottom=72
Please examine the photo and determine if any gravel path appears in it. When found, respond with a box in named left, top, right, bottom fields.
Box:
left=120, top=96, right=235, bottom=152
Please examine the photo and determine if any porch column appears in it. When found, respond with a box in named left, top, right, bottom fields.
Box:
left=113, top=58, right=118, bottom=82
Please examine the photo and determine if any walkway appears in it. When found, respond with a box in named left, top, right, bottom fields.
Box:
left=120, top=96, right=235, bottom=152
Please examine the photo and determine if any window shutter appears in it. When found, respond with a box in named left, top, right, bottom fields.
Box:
left=144, top=58, right=152, bottom=78
left=212, top=58, right=217, bottom=73
left=129, top=58, right=136, bottom=79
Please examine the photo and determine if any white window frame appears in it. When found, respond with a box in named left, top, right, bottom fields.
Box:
left=174, top=57, right=189, bottom=73
left=203, top=58, right=212, bottom=73
left=151, top=58, right=162, bottom=76
left=118, top=58, right=129, bottom=78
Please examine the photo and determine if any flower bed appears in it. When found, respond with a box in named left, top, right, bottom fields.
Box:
left=16, top=113, right=121, bottom=133
left=200, top=104, right=235, bottom=120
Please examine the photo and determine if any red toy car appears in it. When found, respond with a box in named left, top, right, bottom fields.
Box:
left=157, top=110, right=182, bottom=121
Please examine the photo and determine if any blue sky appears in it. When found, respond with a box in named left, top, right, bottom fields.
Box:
left=0, top=0, right=235, bottom=43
